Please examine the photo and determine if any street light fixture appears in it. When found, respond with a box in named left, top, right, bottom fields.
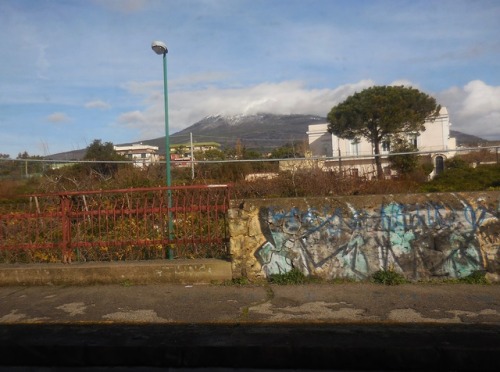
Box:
left=151, top=40, right=167, bottom=55
left=151, top=40, right=173, bottom=258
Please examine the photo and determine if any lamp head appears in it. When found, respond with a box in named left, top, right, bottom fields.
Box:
left=151, top=40, right=168, bottom=55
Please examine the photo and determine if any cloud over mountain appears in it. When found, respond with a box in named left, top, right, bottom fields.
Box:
left=437, top=80, right=500, bottom=140
left=118, top=79, right=500, bottom=141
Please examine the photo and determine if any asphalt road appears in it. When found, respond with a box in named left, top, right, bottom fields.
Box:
left=1, top=283, right=499, bottom=324
left=1, top=283, right=499, bottom=370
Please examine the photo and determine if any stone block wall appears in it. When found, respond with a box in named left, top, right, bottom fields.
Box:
left=228, top=192, right=500, bottom=281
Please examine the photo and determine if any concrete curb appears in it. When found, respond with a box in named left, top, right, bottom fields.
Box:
left=0, top=259, right=232, bottom=286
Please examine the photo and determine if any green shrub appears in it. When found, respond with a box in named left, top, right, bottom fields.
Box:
left=458, top=271, right=489, bottom=284
left=269, top=268, right=308, bottom=285
left=226, top=277, right=250, bottom=285
left=372, top=269, right=408, bottom=285
left=421, top=163, right=500, bottom=193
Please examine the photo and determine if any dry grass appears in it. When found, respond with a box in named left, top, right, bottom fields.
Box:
left=232, top=169, right=422, bottom=199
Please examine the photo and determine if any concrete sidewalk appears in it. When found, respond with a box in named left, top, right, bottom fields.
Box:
left=1, top=282, right=499, bottom=325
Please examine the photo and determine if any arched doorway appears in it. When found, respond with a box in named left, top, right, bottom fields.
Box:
left=435, top=156, right=444, bottom=175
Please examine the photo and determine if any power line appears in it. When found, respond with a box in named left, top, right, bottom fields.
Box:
left=1, top=145, right=498, bottom=164
left=171, top=133, right=306, bottom=142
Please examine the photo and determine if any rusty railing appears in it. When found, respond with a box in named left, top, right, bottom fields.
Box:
left=0, top=185, right=231, bottom=263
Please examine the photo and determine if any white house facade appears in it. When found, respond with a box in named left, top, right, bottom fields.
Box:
left=302, top=107, right=456, bottom=178
left=114, top=143, right=160, bottom=168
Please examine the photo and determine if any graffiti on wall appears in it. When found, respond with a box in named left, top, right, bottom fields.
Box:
left=255, top=200, right=499, bottom=279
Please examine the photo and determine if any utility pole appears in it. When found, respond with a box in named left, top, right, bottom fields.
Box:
left=190, top=133, right=195, bottom=180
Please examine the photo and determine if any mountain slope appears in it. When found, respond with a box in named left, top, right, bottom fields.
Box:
left=449, top=130, right=490, bottom=146
left=172, top=113, right=326, bottom=151
left=47, top=114, right=490, bottom=160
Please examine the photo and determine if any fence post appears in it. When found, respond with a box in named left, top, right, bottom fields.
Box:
left=60, top=195, right=72, bottom=263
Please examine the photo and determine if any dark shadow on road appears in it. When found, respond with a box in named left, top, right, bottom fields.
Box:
left=1, top=323, right=499, bottom=370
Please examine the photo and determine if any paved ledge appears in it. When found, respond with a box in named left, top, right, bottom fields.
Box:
left=0, top=259, right=232, bottom=286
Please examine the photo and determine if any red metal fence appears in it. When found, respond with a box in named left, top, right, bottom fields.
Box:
left=0, top=185, right=231, bottom=263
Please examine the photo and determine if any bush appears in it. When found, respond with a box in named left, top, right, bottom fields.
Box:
left=458, top=271, right=489, bottom=284
left=421, top=163, right=500, bottom=192
left=269, top=269, right=308, bottom=285
left=372, top=269, right=408, bottom=285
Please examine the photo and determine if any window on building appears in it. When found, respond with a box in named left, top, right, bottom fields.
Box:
left=409, top=134, right=418, bottom=148
left=350, top=139, right=360, bottom=156
left=382, top=139, right=391, bottom=152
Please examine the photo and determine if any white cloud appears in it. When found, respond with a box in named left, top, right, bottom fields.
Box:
left=85, top=100, right=111, bottom=110
left=118, top=110, right=147, bottom=124
left=46, top=112, right=72, bottom=123
left=116, top=78, right=500, bottom=142
left=437, top=80, right=500, bottom=140
left=117, top=79, right=375, bottom=139
left=459, top=80, right=500, bottom=117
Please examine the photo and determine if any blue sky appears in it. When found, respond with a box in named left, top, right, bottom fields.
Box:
left=1, top=0, right=499, bottom=157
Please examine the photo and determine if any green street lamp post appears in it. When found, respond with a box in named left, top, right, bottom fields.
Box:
left=151, top=40, right=174, bottom=258
left=151, top=40, right=171, bottom=187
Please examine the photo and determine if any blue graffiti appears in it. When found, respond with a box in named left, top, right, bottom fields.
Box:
left=255, top=201, right=496, bottom=280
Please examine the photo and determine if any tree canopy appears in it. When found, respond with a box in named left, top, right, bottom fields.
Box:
left=270, top=143, right=304, bottom=159
left=327, top=85, right=440, bottom=178
left=84, top=139, right=125, bottom=176
left=388, top=136, right=419, bottom=176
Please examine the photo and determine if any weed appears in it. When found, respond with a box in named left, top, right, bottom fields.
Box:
left=121, top=279, right=133, bottom=287
left=241, top=307, right=249, bottom=319
left=458, top=271, right=489, bottom=284
left=372, top=269, right=408, bottom=285
left=217, top=276, right=252, bottom=286
left=268, top=269, right=308, bottom=285
left=230, top=277, right=250, bottom=285
left=328, top=277, right=359, bottom=284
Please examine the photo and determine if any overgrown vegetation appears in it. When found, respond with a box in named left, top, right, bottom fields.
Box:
left=420, top=161, right=500, bottom=192
left=2, top=159, right=499, bottom=200
left=268, top=269, right=322, bottom=285
left=388, top=137, right=420, bottom=176
left=457, top=271, right=489, bottom=284
left=1, top=137, right=499, bottom=200
left=372, top=269, right=408, bottom=285
left=220, top=269, right=493, bottom=286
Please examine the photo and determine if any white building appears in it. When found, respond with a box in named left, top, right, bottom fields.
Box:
left=114, top=143, right=160, bottom=168
left=288, top=107, right=456, bottom=178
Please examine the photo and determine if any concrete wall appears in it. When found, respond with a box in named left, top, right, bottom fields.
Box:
left=0, top=259, right=232, bottom=286
left=229, top=192, right=500, bottom=281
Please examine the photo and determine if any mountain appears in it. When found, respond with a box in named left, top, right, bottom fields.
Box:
left=45, top=148, right=87, bottom=161
left=115, top=114, right=325, bottom=156
left=176, top=113, right=325, bottom=150
left=139, top=114, right=492, bottom=154
left=46, top=113, right=491, bottom=160
left=449, top=130, right=491, bottom=146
